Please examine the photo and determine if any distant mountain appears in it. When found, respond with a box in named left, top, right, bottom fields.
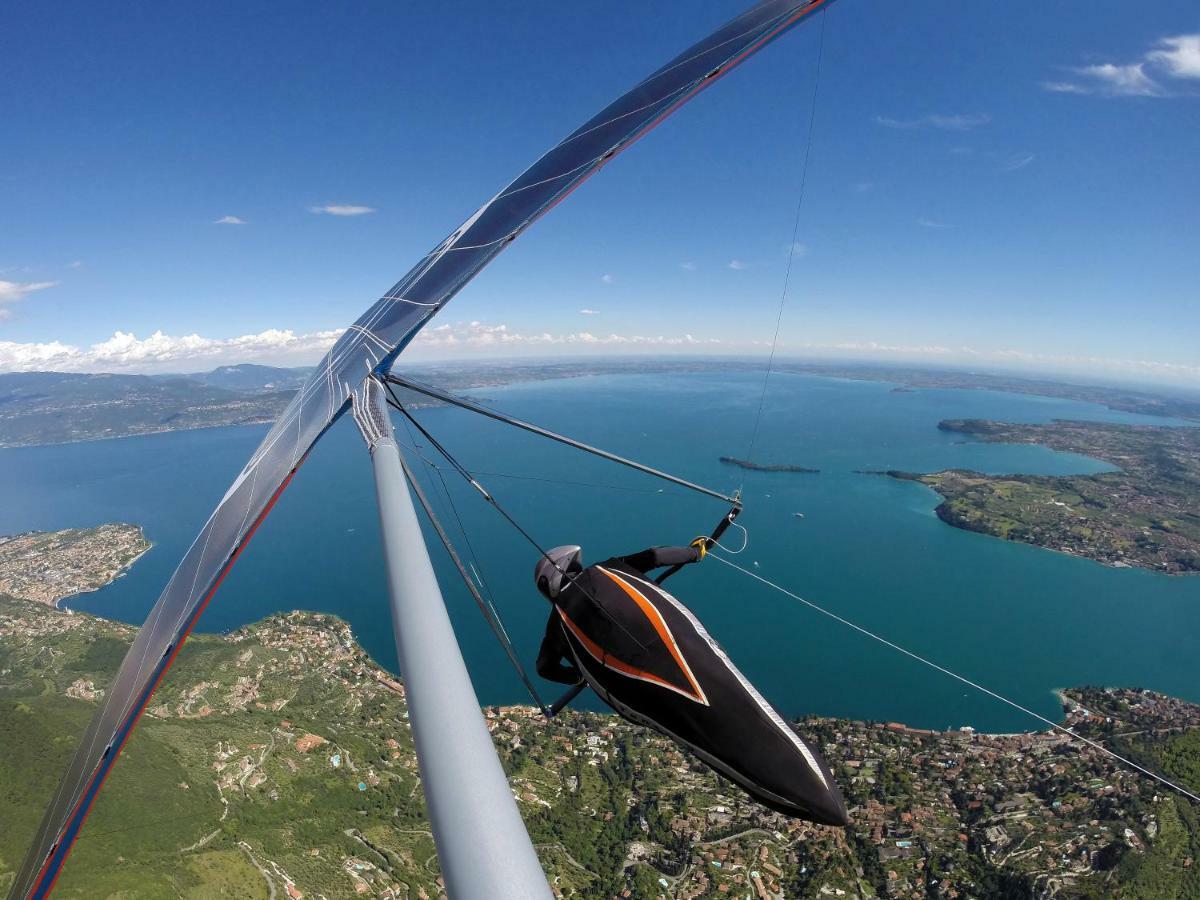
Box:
left=0, top=370, right=296, bottom=448
left=170, top=363, right=314, bottom=394
left=4, top=358, right=1197, bottom=449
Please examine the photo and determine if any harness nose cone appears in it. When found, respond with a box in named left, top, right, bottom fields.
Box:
left=736, top=721, right=850, bottom=827
left=794, top=768, right=850, bottom=827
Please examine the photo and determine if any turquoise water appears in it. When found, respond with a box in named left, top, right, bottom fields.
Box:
left=2, top=371, right=1197, bottom=732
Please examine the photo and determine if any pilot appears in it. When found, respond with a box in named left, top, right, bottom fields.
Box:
left=534, top=541, right=849, bottom=827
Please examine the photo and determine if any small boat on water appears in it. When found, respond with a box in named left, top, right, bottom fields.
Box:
left=793, top=512, right=805, bottom=519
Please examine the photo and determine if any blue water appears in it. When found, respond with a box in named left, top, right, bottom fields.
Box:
left=2, top=371, right=1197, bottom=732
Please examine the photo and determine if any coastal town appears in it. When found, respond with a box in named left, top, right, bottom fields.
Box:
left=0, top=523, right=150, bottom=607
left=2, top=527, right=1197, bottom=898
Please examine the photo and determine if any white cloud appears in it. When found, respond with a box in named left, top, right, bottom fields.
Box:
left=0, top=280, right=57, bottom=304
left=787, top=242, right=809, bottom=257
left=875, top=113, right=991, bottom=131
left=67, top=260, right=83, bottom=269
left=0, top=321, right=724, bottom=372
left=3, top=321, right=1196, bottom=386
left=999, top=152, right=1036, bottom=172
left=579, top=309, right=600, bottom=315
left=680, top=261, right=696, bottom=271
left=1042, top=81, right=1090, bottom=95
left=1148, top=34, right=1200, bottom=79
left=599, top=274, right=614, bottom=284
left=409, top=320, right=720, bottom=352
left=852, top=180, right=874, bottom=193
left=1045, top=33, right=1200, bottom=97
left=0, top=327, right=341, bottom=373
left=727, top=259, right=747, bottom=270
left=310, top=204, right=375, bottom=217
left=1077, top=63, right=1162, bottom=97
left=0, top=280, right=57, bottom=320
left=214, top=215, right=246, bottom=225
left=915, top=217, right=950, bottom=229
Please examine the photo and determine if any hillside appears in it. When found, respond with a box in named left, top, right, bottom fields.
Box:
left=5, top=361, right=1199, bottom=450
left=0, top=371, right=298, bottom=448
left=2, top=591, right=1198, bottom=898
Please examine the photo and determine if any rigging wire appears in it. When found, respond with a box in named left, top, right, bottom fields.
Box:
left=384, top=373, right=739, bottom=507
left=388, top=401, right=551, bottom=711
left=394, top=444, right=551, bottom=715
left=392, top=410, right=538, bottom=684
left=710, top=518, right=750, bottom=554
left=382, top=383, right=649, bottom=652
left=403, top=460, right=676, bottom=497
left=744, top=8, right=828, bottom=468
left=708, top=552, right=1200, bottom=805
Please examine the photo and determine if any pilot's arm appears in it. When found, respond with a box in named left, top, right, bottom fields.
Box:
left=613, top=545, right=702, bottom=575
left=535, top=614, right=582, bottom=685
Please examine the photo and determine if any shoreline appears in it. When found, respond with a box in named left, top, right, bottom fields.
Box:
left=54, top=538, right=153, bottom=612
left=0, top=418, right=277, bottom=453
left=22, top=591, right=1098, bottom=744
left=6, top=361, right=1198, bottom=452
left=875, top=470, right=1198, bottom=578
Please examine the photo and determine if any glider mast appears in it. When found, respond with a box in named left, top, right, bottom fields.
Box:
left=351, top=379, right=553, bottom=899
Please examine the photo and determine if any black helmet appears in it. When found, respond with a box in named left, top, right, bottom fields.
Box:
left=534, top=546, right=582, bottom=599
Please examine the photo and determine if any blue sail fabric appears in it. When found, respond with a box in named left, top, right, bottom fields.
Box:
left=11, top=1, right=835, bottom=895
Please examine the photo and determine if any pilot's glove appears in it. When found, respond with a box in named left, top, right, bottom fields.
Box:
left=689, top=536, right=709, bottom=560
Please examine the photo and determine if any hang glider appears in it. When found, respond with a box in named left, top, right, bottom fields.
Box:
left=11, top=1, right=837, bottom=896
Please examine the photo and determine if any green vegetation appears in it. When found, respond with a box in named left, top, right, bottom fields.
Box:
left=896, top=418, right=1200, bottom=574
left=0, top=371, right=298, bottom=448
left=3, top=593, right=1199, bottom=897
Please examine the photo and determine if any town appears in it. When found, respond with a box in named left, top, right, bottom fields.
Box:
left=3, top=572, right=1196, bottom=897
left=0, top=523, right=150, bottom=607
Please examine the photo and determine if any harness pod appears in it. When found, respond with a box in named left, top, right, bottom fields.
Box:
left=551, top=551, right=849, bottom=827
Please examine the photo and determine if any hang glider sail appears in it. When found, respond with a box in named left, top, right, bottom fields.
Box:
left=11, top=2, right=836, bottom=895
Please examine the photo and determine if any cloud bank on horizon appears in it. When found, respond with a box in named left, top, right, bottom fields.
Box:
left=2, top=322, right=1197, bottom=390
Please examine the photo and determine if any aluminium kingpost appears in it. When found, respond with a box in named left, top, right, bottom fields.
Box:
left=352, top=378, right=552, bottom=899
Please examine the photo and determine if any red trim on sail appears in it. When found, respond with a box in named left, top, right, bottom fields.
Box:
left=27, top=461, right=306, bottom=899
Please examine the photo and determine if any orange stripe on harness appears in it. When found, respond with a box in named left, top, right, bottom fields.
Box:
left=557, top=567, right=706, bottom=704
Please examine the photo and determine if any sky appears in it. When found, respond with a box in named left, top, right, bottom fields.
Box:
left=1, top=1, right=1198, bottom=387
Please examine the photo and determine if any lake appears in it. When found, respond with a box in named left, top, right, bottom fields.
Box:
left=2, top=370, right=1197, bottom=732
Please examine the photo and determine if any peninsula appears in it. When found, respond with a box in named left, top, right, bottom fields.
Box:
left=892, top=419, right=1200, bottom=575
left=0, top=524, right=151, bottom=607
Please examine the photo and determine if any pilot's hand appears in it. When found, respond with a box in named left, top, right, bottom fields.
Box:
left=689, top=536, right=709, bottom=560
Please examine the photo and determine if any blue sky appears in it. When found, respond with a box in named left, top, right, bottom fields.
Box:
left=1, top=1, right=1197, bottom=386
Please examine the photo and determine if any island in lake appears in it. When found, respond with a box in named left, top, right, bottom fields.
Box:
left=720, top=456, right=820, bottom=473
left=888, top=418, right=1200, bottom=575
